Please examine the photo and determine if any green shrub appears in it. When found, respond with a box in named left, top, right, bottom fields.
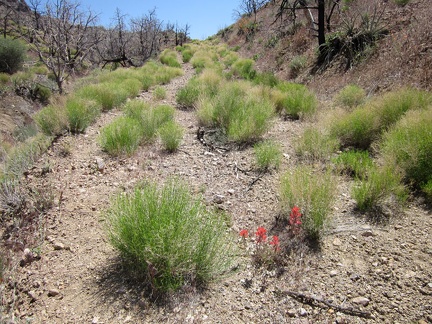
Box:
left=280, top=166, right=336, bottom=240
left=66, top=97, right=101, bottom=133
left=0, top=38, right=26, bottom=74
left=153, top=104, right=175, bottom=126
left=231, top=58, right=256, bottom=80
left=2, top=133, right=52, bottom=181
left=105, top=179, right=236, bottom=291
left=331, top=88, right=432, bottom=150
left=276, top=82, right=317, bottom=119
left=158, top=121, right=184, bottom=152
left=223, top=52, right=239, bottom=68
left=13, top=123, right=38, bottom=142
left=182, top=49, right=193, bottom=63
left=253, top=140, right=282, bottom=170
left=99, top=116, right=142, bottom=156
left=295, top=127, right=339, bottom=161
left=421, top=179, right=432, bottom=202
left=160, top=49, right=181, bottom=68
left=374, top=88, right=432, bottom=132
left=330, top=107, right=377, bottom=149
left=253, top=71, right=279, bottom=87
left=334, top=84, right=366, bottom=109
left=154, top=66, right=183, bottom=85
left=197, top=82, right=275, bottom=143
left=34, top=104, right=68, bottom=136
left=176, top=79, right=200, bottom=108
left=380, top=108, right=432, bottom=189
left=76, top=83, right=129, bottom=111
left=0, top=73, right=9, bottom=85
left=153, top=86, right=166, bottom=100
left=34, top=84, right=51, bottom=103
left=352, top=166, right=407, bottom=212
left=120, top=78, right=142, bottom=98
left=332, top=150, right=374, bottom=179
left=289, top=55, right=307, bottom=77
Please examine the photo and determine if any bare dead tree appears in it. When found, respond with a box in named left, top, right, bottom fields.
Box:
left=234, top=0, right=267, bottom=23
left=276, top=0, right=341, bottom=62
left=97, top=8, right=137, bottom=68
left=175, top=22, right=190, bottom=46
left=25, top=0, right=100, bottom=93
left=0, top=1, right=15, bottom=38
left=130, top=8, right=163, bottom=63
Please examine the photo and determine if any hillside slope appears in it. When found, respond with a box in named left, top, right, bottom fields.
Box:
left=219, top=0, right=432, bottom=97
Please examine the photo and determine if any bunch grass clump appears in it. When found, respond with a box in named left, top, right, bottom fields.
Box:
left=99, top=116, right=142, bottom=156
left=231, top=58, right=256, bottom=80
left=1, top=133, right=52, bottom=181
left=158, top=121, right=184, bottom=152
left=380, top=108, right=432, bottom=198
left=153, top=86, right=166, bottom=100
left=105, top=179, right=236, bottom=291
left=280, top=166, right=336, bottom=240
left=331, top=88, right=432, bottom=150
left=176, top=78, right=201, bottom=108
left=332, top=150, right=374, bottom=179
left=66, top=97, right=101, bottom=133
left=295, top=127, right=339, bottom=161
left=159, top=49, right=181, bottom=68
left=334, top=84, right=366, bottom=110
left=253, top=140, right=282, bottom=170
left=34, top=103, right=68, bottom=136
left=197, top=81, right=275, bottom=143
left=276, top=82, right=317, bottom=119
left=352, top=166, right=407, bottom=212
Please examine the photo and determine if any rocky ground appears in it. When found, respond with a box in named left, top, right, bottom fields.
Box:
left=1, top=59, right=431, bottom=323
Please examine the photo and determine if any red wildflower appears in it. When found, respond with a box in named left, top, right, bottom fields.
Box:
left=289, top=206, right=302, bottom=226
left=239, top=229, right=249, bottom=238
left=269, top=235, right=281, bottom=252
left=255, top=227, right=267, bottom=243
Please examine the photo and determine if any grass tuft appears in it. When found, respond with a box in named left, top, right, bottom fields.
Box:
left=105, top=179, right=236, bottom=291
left=253, top=140, right=282, bottom=171
left=158, top=121, right=184, bottom=152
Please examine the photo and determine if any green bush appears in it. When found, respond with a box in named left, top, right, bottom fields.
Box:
left=276, top=82, right=317, bottom=119
left=197, top=82, right=275, bottom=143
left=158, top=121, right=184, bottom=152
left=331, top=88, right=432, bottom=149
left=153, top=104, right=175, bottom=127
left=99, top=116, right=142, bottom=156
left=253, top=140, right=282, bottom=170
left=253, top=71, right=279, bottom=87
left=332, top=150, right=374, bottom=179
left=76, top=83, right=129, bottom=111
left=105, top=179, right=236, bottom=291
left=289, top=55, right=307, bottom=77
left=160, top=49, right=181, bottom=68
left=295, top=127, right=339, bottom=161
left=0, top=38, right=26, bottom=74
left=330, top=107, right=377, bottom=149
left=34, top=104, right=68, bottom=136
left=176, top=79, right=200, bottom=108
left=352, top=166, right=407, bottom=212
left=0, top=73, right=9, bottom=84
left=334, top=84, right=366, bottom=109
left=153, top=86, right=166, bottom=100
left=182, top=49, right=193, bottom=63
left=374, top=88, right=432, bottom=132
left=1, top=133, right=52, bottom=181
left=380, top=108, right=432, bottom=190
left=280, top=166, right=336, bottom=240
left=231, top=58, right=256, bottom=80
left=66, top=97, right=101, bottom=133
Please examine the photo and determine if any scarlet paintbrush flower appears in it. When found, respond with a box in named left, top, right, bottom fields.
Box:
left=239, top=229, right=249, bottom=238
left=269, top=235, right=280, bottom=252
left=255, top=227, right=267, bottom=243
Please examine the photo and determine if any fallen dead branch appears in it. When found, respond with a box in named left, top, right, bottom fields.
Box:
left=276, top=290, right=372, bottom=319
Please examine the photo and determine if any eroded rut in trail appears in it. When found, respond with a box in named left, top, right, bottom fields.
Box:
left=4, top=60, right=432, bottom=323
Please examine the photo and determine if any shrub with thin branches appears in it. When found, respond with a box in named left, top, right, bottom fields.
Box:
left=280, top=166, right=336, bottom=240
left=105, top=179, right=236, bottom=291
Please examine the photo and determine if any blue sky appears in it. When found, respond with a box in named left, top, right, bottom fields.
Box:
left=68, top=0, right=239, bottom=40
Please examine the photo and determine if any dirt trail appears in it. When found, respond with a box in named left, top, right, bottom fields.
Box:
left=5, top=60, right=432, bottom=323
